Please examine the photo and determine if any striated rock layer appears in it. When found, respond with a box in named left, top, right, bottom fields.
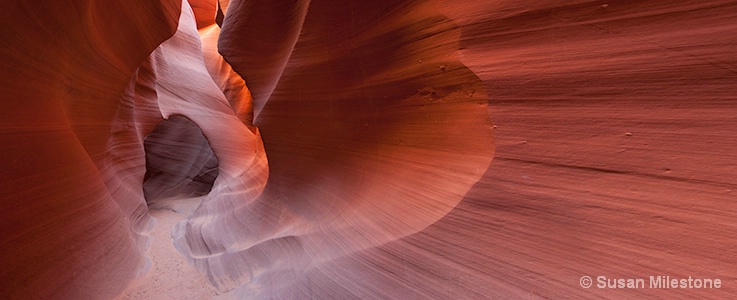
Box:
left=0, top=0, right=182, bottom=299
left=2, top=0, right=736, bottom=299
left=175, top=0, right=495, bottom=295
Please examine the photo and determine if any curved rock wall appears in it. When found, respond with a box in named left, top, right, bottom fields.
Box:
left=1, top=0, right=735, bottom=299
left=177, top=0, right=495, bottom=294
left=0, top=1, right=181, bottom=299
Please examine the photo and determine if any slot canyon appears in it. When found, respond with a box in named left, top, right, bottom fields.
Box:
left=1, top=0, right=735, bottom=299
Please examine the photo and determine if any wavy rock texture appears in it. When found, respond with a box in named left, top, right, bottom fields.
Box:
left=1, top=0, right=736, bottom=299
left=173, top=0, right=495, bottom=295
left=0, top=1, right=181, bottom=299
left=422, top=0, right=735, bottom=299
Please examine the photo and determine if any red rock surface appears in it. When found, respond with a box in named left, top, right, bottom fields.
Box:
left=1, top=0, right=735, bottom=299
left=188, top=0, right=218, bottom=29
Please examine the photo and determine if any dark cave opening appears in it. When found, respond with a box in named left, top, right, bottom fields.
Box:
left=142, top=115, right=219, bottom=204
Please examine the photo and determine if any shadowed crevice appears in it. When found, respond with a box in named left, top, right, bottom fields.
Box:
left=143, top=115, right=219, bottom=205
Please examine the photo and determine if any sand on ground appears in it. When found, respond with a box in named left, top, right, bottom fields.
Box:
left=116, top=197, right=223, bottom=300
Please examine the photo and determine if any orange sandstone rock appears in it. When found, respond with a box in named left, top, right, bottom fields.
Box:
left=2, top=0, right=736, bottom=299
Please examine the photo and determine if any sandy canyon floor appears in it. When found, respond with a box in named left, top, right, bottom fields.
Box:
left=118, top=197, right=222, bottom=300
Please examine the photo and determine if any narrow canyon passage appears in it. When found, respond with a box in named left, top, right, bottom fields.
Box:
left=143, top=115, right=219, bottom=205
left=118, top=197, right=218, bottom=299
left=1, top=0, right=735, bottom=299
left=121, top=114, right=222, bottom=298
